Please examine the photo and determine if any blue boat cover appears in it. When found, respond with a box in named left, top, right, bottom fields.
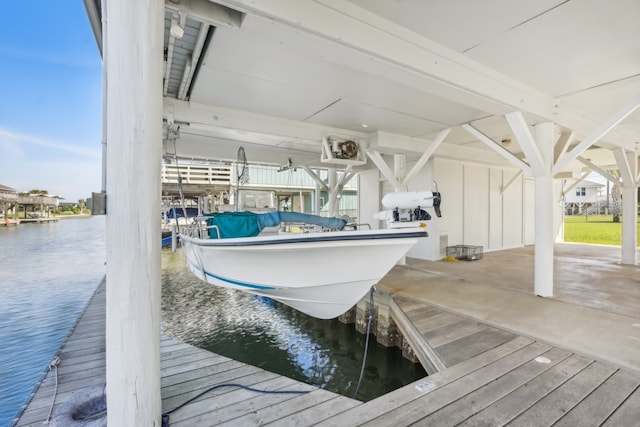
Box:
left=204, top=211, right=347, bottom=239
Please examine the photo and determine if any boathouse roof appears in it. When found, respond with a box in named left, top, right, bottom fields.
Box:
left=85, top=1, right=640, bottom=171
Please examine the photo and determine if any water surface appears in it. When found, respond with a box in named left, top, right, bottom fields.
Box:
left=0, top=217, right=106, bottom=427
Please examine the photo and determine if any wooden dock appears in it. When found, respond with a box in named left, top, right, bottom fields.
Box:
left=18, top=217, right=59, bottom=224
left=14, top=282, right=360, bottom=426
left=16, top=282, right=640, bottom=426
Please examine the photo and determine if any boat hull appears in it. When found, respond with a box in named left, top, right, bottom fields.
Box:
left=180, top=228, right=425, bottom=319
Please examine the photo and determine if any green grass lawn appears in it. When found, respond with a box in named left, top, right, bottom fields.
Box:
left=564, top=215, right=640, bottom=246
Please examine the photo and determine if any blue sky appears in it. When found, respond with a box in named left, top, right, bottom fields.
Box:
left=0, top=2, right=102, bottom=202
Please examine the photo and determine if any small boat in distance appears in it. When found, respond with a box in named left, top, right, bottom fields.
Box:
left=179, top=208, right=431, bottom=319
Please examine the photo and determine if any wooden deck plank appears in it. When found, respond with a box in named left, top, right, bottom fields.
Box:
left=161, top=349, right=226, bottom=369
left=403, top=305, right=442, bottom=319
left=434, top=327, right=517, bottom=366
left=168, top=376, right=314, bottom=426
left=162, top=370, right=285, bottom=417
left=161, top=353, right=233, bottom=378
left=553, top=368, right=640, bottom=427
left=390, top=296, right=447, bottom=374
left=356, top=341, right=552, bottom=426
left=221, top=388, right=337, bottom=426
left=162, top=365, right=270, bottom=405
left=413, top=312, right=462, bottom=332
left=601, top=383, right=640, bottom=426
left=414, top=347, right=572, bottom=426
left=460, top=359, right=616, bottom=426
left=264, top=395, right=361, bottom=426
left=315, top=336, right=535, bottom=426
left=161, top=345, right=206, bottom=360
left=56, top=350, right=105, bottom=367
left=423, top=319, right=488, bottom=348
left=161, top=359, right=247, bottom=388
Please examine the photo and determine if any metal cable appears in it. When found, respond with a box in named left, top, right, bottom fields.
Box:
left=353, top=286, right=375, bottom=399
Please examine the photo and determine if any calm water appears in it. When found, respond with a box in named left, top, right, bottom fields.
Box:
left=0, top=219, right=424, bottom=426
left=162, top=250, right=426, bottom=403
left=0, top=217, right=106, bottom=427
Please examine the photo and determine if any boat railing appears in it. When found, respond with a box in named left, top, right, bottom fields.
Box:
left=181, top=217, right=220, bottom=240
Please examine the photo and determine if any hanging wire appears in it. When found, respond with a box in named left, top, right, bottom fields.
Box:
left=172, top=139, right=189, bottom=231
left=353, top=286, right=375, bottom=399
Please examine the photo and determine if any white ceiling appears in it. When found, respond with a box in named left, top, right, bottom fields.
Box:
left=157, top=0, right=640, bottom=171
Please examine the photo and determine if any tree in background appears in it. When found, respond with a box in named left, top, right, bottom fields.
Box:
left=18, top=189, right=48, bottom=196
left=611, top=184, right=621, bottom=223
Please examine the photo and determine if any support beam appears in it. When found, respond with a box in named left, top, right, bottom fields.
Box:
left=614, top=148, right=638, bottom=265
left=366, top=150, right=400, bottom=189
left=613, top=148, right=635, bottom=184
left=620, top=186, right=638, bottom=265
left=553, top=93, right=640, bottom=175
left=554, top=131, right=575, bottom=164
left=577, top=156, right=621, bottom=185
left=105, top=0, right=163, bottom=425
left=301, top=166, right=329, bottom=192
left=461, top=124, right=533, bottom=175
left=394, top=154, right=407, bottom=192
left=167, top=99, right=368, bottom=149
left=401, top=128, right=450, bottom=187
left=506, top=112, right=547, bottom=176
left=501, top=170, right=523, bottom=194
left=532, top=122, right=556, bottom=297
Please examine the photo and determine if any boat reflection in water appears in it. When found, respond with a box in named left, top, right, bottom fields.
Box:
left=161, top=251, right=426, bottom=402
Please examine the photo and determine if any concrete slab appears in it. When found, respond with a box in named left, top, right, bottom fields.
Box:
left=378, top=243, right=640, bottom=373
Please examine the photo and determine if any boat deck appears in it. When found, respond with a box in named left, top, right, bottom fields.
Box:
left=16, top=243, right=640, bottom=426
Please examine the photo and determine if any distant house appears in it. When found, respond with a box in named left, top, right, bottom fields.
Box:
left=0, top=183, right=16, bottom=194
left=564, top=180, right=605, bottom=215
left=0, top=184, right=17, bottom=202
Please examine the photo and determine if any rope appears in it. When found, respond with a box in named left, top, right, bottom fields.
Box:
left=353, top=286, right=375, bottom=399
left=161, top=383, right=309, bottom=427
left=43, top=356, right=61, bottom=424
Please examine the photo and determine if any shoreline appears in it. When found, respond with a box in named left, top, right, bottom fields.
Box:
left=53, top=213, right=93, bottom=219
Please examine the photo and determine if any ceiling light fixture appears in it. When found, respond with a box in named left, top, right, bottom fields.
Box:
left=170, top=13, right=185, bottom=39
left=170, top=23, right=184, bottom=39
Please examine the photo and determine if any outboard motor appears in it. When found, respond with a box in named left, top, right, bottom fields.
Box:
left=375, top=191, right=443, bottom=228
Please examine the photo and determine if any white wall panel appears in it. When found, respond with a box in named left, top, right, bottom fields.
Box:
left=463, top=164, right=489, bottom=247
left=502, top=170, right=524, bottom=248
left=405, top=158, right=536, bottom=260
left=489, top=168, right=504, bottom=250
left=434, top=159, right=463, bottom=247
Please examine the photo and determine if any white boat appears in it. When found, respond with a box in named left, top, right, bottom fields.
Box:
left=179, top=211, right=427, bottom=319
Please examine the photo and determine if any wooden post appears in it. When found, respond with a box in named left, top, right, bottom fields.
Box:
left=104, top=0, right=163, bottom=425
left=620, top=186, right=638, bottom=265
left=533, top=122, right=555, bottom=297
